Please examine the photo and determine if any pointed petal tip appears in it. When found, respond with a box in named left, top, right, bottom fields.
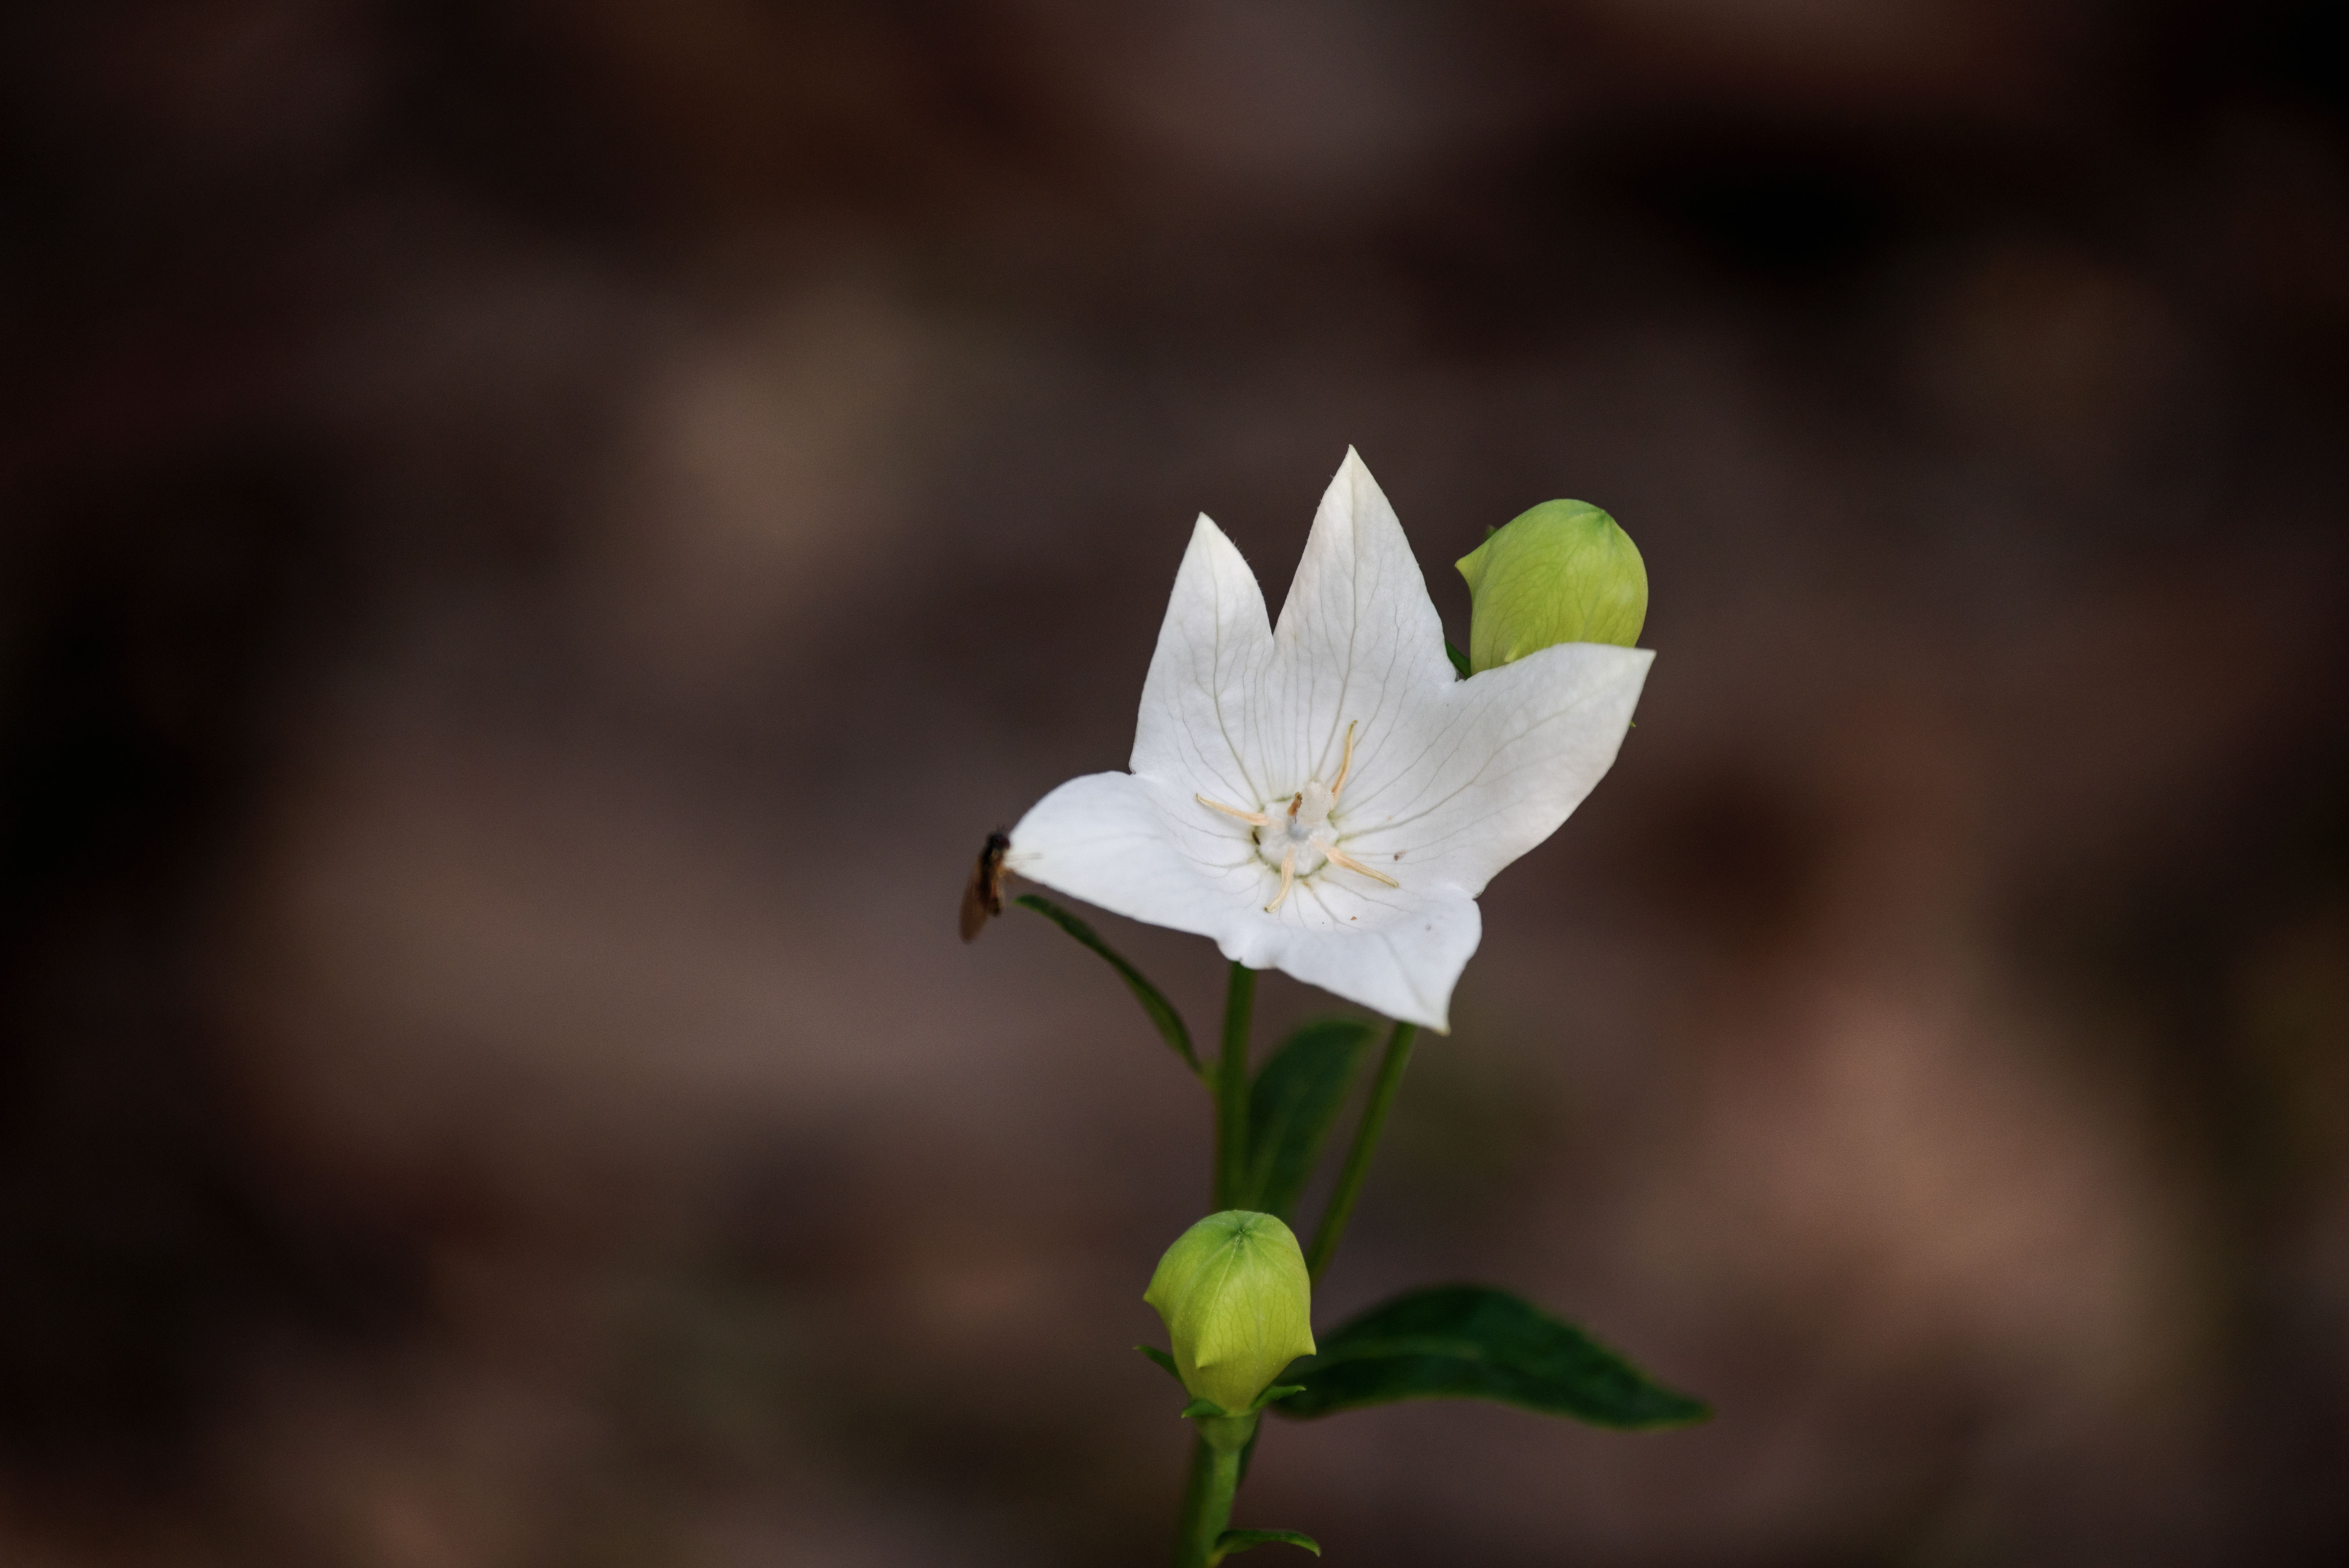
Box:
left=1177, top=511, right=1253, bottom=574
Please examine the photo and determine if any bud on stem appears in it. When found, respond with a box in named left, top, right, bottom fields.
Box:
left=1456, top=499, right=1647, bottom=672
left=1145, top=1211, right=1316, bottom=1417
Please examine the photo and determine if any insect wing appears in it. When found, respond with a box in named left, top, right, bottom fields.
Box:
left=958, top=862, right=990, bottom=941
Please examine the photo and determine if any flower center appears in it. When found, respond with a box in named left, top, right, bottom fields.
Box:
left=1193, top=722, right=1399, bottom=912
left=1257, top=779, right=1339, bottom=877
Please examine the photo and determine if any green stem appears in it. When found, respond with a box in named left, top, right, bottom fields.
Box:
left=1212, top=962, right=1256, bottom=1210
left=1171, top=1417, right=1253, bottom=1568
left=1305, top=1020, right=1418, bottom=1281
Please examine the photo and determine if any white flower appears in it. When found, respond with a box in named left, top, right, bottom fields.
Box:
left=1007, top=451, right=1651, bottom=1032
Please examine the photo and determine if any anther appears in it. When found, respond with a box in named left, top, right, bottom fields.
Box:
left=1331, top=721, right=1359, bottom=798
left=1287, top=792, right=1301, bottom=820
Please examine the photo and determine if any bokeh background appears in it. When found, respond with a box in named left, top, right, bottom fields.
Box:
left=5, top=2, right=2348, bottom=1563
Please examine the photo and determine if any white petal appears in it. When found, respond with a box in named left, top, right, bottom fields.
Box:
left=1007, top=770, right=1260, bottom=941
left=1129, top=515, right=1277, bottom=810
left=1336, top=642, right=1653, bottom=897
left=1260, top=450, right=1457, bottom=802
left=1224, top=876, right=1480, bottom=1033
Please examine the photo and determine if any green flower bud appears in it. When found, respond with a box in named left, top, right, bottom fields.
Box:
left=1144, top=1211, right=1316, bottom=1415
left=1455, top=500, right=1647, bottom=674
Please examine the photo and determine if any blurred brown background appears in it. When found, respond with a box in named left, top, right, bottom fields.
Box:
left=4, top=2, right=2347, bottom=1564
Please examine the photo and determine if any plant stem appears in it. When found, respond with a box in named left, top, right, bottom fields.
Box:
left=1212, top=961, right=1256, bottom=1210
left=1171, top=1417, right=1253, bottom=1568
left=1305, top=1020, right=1417, bottom=1281
left=1178, top=968, right=1258, bottom=1564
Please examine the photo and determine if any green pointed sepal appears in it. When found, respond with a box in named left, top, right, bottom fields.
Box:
left=1175, top=1383, right=1305, bottom=1421
left=1254, top=1384, right=1305, bottom=1410
left=1213, top=1528, right=1321, bottom=1561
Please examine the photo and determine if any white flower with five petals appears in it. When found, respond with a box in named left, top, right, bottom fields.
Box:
left=1008, top=451, right=1651, bottom=1032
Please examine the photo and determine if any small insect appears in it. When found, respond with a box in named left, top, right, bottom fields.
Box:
left=960, top=829, right=1012, bottom=942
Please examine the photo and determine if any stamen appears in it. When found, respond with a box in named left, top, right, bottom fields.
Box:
left=1265, top=846, right=1298, bottom=912
left=1197, top=794, right=1271, bottom=827
left=1331, top=720, right=1359, bottom=798
left=1324, top=846, right=1400, bottom=889
left=1287, top=792, right=1301, bottom=820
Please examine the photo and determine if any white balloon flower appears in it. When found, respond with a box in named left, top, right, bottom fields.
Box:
left=1007, top=451, right=1651, bottom=1032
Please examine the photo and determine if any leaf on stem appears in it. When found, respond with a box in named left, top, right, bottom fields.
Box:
left=1013, top=894, right=1203, bottom=1078
left=1213, top=1529, right=1321, bottom=1560
left=1272, top=1285, right=1709, bottom=1429
left=1236, top=1018, right=1376, bottom=1220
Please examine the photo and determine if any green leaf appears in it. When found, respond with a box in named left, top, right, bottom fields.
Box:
left=1013, top=894, right=1203, bottom=1079
left=1237, top=1018, right=1377, bottom=1219
left=1214, top=1529, right=1321, bottom=1560
left=1180, top=1397, right=1234, bottom=1420
left=1273, top=1285, right=1709, bottom=1429
left=1137, top=1344, right=1183, bottom=1385
left=1444, top=638, right=1472, bottom=679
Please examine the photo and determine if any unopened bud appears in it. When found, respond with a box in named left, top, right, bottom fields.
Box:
left=1144, top=1211, right=1316, bottom=1415
left=1455, top=500, right=1647, bottom=673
